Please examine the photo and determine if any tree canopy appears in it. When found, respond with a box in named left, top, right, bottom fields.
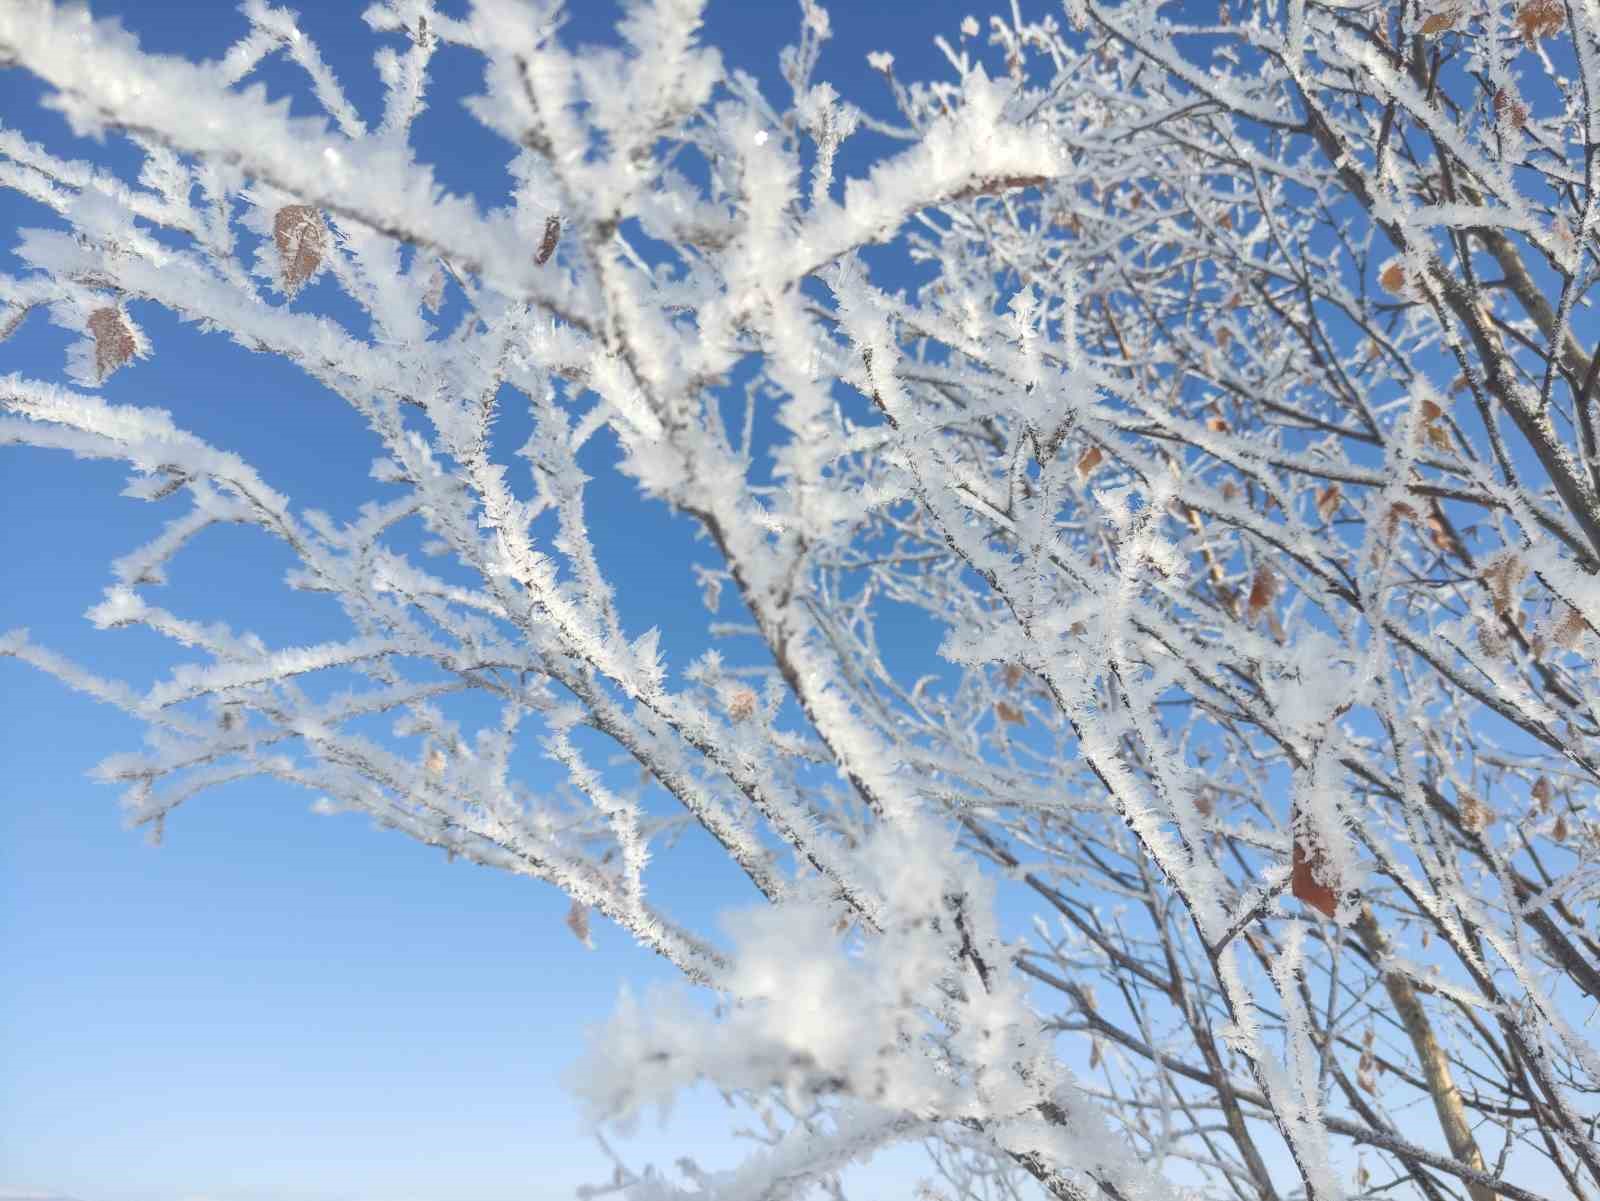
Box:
left=3, top=2, right=1598, bottom=1199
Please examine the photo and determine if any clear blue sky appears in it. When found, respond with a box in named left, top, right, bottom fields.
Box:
left=0, top=3, right=1036, bottom=1200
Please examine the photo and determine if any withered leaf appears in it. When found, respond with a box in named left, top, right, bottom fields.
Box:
left=273, top=204, right=327, bottom=297
left=1247, top=565, right=1277, bottom=618
left=1531, top=775, right=1553, bottom=813
left=1552, top=605, right=1586, bottom=650
left=1076, top=444, right=1104, bottom=482
left=535, top=214, right=561, bottom=266
left=1514, top=0, right=1563, bottom=46
left=1422, top=510, right=1456, bottom=554
left=86, top=307, right=139, bottom=383
left=1483, top=552, right=1527, bottom=617
left=1494, top=89, right=1529, bottom=129
left=726, top=686, right=759, bottom=722
left=1315, top=483, right=1342, bottom=522
left=1459, top=791, right=1493, bottom=834
left=1291, top=826, right=1339, bottom=918
left=564, top=899, right=592, bottom=947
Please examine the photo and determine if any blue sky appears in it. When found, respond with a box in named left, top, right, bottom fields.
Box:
left=0, top=2, right=1021, bottom=1199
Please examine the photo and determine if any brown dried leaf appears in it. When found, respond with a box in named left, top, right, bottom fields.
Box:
left=1514, top=0, right=1563, bottom=46
left=1553, top=812, right=1570, bottom=843
left=1531, top=775, right=1553, bottom=814
left=726, top=686, right=759, bottom=722
left=1076, top=444, right=1104, bottom=482
left=1207, top=415, right=1230, bottom=433
left=535, top=214, right=561, bottom=266
left=1292, top=828, right=1339, bottom=918
left=1389, top=501, right=1418, bottom=524
left=995, top=700, right=1027, bottom=726
left=273, top=204, right=326, bottom=297
left=1379, top=261, right=1408, bottom=294
left=1494, top=88, right=1529, bottom=129
left=1477, top=618, right=1509, bottom=659
left=1247, top=565, right=1277, bottom=618
left=1459, top=791, right=1493, bottom=834
left=86, top=307, right=138, bottom=383
left=1002, top=662, right=1025, bottom=688
left=1552, top=605, right=1586, bottom=650
left=1316, top=483, right=1342, bottom=522
left=564, top=899, right=592, bottom=946
left=1420, top=12, right=1457, bottom=34
left=1483, top=552, right=1527, bottom=616
left=1425, top=512, right=1457, bottom=554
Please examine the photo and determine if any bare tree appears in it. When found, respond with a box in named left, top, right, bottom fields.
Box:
left=2, top=2, right=1596, bottom=1199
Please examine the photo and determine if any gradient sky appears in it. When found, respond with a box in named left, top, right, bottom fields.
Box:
left=0, top=2, right=1039, bottom=1200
